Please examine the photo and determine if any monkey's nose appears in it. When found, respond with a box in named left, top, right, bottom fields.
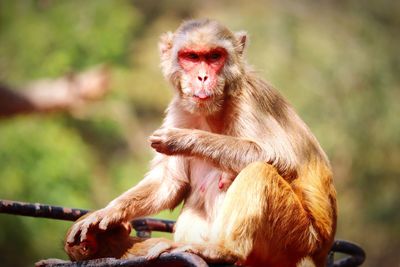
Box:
left=198, top=75, right=208, bottom=82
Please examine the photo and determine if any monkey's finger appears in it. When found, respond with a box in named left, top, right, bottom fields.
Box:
left=98, top=217, right=111, bottom=230
left=121, top=221, right=132, bottom=233
left=66, top=223, right=83, bottom=244
left=68, top=229, right=82, bottom=246
left=151, top=128, right=167, bottom=136
left=149, top=139, right=161, bottom=146
left=77, top=214, right=102, bottom=242
left=145, top=251, right=169, bottom=261
left=99, top=212, right=122, bottom=230
left=171, top=244, right=199, bottom=254
left=79, top=225, right=90, bottom=242
left=149, top=138, right=164, bottom=149
left=151, top=144, right=167, bottom=154
left=66, top=230, right=76, bottom=244
left=79, top=219, right=98, bottom=242
left=150, top=128, right=176, bottom=140
left=150, top=143, right=162, bottom=151
left=149, top=135, right=162, bottom=144
left=145, top=242, right=172, bottom=260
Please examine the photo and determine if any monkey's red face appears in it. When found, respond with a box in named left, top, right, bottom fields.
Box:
left=177, top=47, right=228, bottom=114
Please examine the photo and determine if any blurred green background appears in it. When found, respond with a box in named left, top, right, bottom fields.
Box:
left=0, top=0, right=399, bottom=266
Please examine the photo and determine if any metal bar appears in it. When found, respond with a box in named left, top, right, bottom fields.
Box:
left=132, top=218, right=175, bottom=233
left=1, top=200, right=366, bottom=267
left=0, top=199, right=88, bottom=221
left=332, top=240, right=366, bottom=267
left=326, top=250, right=335, bottom=267
left=0, top=199, right=175, bottom=233
left=39, top=252, right=209, bottom=267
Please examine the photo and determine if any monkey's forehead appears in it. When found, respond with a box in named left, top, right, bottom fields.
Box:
left=173, top=28, right=236, bottom=53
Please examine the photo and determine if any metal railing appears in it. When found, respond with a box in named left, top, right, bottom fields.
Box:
left=0, top=200, right=366, bottom=267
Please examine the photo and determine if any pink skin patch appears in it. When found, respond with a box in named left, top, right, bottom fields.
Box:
left=178, top=47, right=227, bottom=99
left=218, top=173, right=236, bottom=191
left=199, top=173, right=234, bottom=193
left=200, top=181, right=207, bottom=193
left=218, top=175, right=224, bottom=190
left=195, top=90, right=210, bottom=100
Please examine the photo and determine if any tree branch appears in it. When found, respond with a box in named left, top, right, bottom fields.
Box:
left=0, top=65, right=110, bottom=117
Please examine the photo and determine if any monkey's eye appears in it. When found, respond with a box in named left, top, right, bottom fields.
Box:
left=209, top=53, right=221, bottom=60
left=186, top=53, right=200, bottom=60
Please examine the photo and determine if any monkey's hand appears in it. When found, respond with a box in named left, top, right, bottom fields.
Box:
left=66, top=207, right=130, bottom=244
left=149, top=128, right=194, bottom=156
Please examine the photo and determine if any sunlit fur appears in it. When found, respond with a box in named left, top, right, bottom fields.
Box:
left=65, top=19, right=336, bottom=267
left=156, top=19, right=336, bottom=266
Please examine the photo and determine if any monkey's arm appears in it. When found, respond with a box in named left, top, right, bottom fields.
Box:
left=66, top=155, right=188, bottom=244
left=106, top=155, right=188, bottom=220
left=150, top=128, right=294, bottom=176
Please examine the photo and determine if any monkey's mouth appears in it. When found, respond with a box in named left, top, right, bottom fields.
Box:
left=193, top=91, right=212, bottom=101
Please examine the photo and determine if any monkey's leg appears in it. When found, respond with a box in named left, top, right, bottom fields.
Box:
left=181, top=162, right=319, bottom=267
left=217, top=162, right=319, bottom=266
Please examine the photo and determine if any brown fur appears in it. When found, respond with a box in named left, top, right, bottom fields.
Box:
left=65, top=19, right=336, bottom=267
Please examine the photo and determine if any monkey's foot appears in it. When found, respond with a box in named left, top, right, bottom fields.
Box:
left=171, top=243, right=237, bottom=264
left=145, top=241, right=173, bottom=260
left=171, top=244, right=200, bottom=255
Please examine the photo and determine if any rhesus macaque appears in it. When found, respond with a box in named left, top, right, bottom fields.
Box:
left=66, top=19, right=336, bottom=267
left=36, top=213, right=175, bottom=266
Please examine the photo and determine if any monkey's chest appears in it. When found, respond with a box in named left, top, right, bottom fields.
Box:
left=174, top=160, right=227, bottom=243
left=188, top=160, right=227, bottom=216
left=190, top=160, right=221, bottom=192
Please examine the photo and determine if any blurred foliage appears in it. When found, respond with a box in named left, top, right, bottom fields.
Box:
left=0, top=0, right=399, bottom=266
left=0, top=0, right=141, bottom=82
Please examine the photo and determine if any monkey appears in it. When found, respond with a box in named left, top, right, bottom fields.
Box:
left=36, top=212, right=176, bottom=266
left=66, top=19, right=337, bottom=267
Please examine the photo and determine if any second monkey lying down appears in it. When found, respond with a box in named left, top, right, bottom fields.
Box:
left=42, top=19, right=337, bottom=267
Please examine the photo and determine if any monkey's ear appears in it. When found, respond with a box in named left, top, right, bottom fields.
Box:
left=159, top=31, right=174, bottom=56
left=235, top=31, right=248, bottom=55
